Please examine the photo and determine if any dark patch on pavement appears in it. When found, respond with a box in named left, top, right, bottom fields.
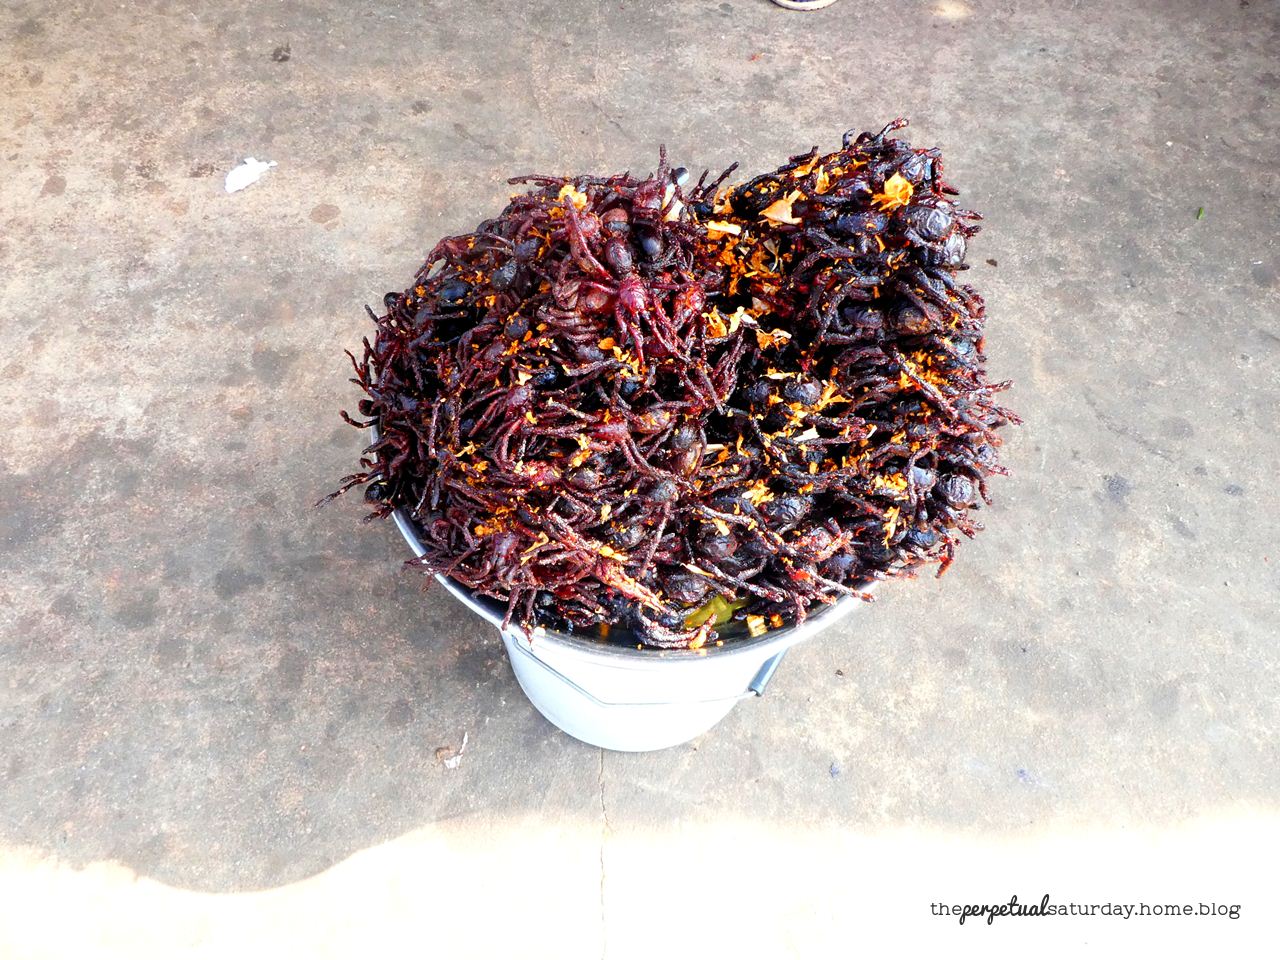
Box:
left=384, top=699, right=414, bottom=728
left=1103, top=474, right=1132, bottom=504
left=310, top=203, right=339, bottom=224
left=213, top=566, right=265, bottom=599
left=1149, top=680, right=1181, bottom=720
left=111, top=588, right=160, bottom=630
left=251, top=346, right=298, bottom=382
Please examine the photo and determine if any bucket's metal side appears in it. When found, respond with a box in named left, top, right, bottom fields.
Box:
left=390, top=498, right=863, bottom=666
left=500, top=629, right=751, bottom=751
left=502, top=631, right=763, bottom=709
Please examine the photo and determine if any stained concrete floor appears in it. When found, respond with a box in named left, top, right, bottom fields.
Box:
left=1, top=0, right=1277, bottom=956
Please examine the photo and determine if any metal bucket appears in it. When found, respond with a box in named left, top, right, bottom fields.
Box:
left=388, top=506, right=866, bottom=751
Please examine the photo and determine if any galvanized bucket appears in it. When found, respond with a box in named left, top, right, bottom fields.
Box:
left=387, top=505, right=866, bottom=751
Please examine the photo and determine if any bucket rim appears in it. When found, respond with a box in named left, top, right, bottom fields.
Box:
left=389, top=500, right=870, bottom=663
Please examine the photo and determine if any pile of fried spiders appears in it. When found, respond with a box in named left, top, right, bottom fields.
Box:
left=325, top=119, right=1019, bottom=649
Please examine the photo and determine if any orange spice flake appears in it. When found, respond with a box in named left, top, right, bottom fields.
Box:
left=873, top=173, right=914, bottom=211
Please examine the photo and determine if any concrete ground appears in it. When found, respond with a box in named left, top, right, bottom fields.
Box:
left=1, top=0, right=1277, bottom=955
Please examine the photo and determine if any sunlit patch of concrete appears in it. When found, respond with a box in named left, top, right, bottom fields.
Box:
left=934, top=1, right=973, bottom=19
left=0, top=810, right=1272, bottom=957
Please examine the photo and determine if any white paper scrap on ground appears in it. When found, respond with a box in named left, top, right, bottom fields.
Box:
left=224, top=157, right=277, bottom=193
left=442, top=732, right=468, bottom=770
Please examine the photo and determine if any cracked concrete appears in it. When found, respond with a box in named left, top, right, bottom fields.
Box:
left=1, top=0, right=1278, bottom=955
left=598, top=750, right=610, bottom=959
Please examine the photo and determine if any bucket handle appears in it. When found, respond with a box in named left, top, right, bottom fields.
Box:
left=506, top=634, right=789, bottom=708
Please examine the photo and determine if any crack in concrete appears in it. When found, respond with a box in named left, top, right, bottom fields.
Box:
left=1081, top=390, right=1176, bottom=465
left=598, top=747, right=609, bottom=960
